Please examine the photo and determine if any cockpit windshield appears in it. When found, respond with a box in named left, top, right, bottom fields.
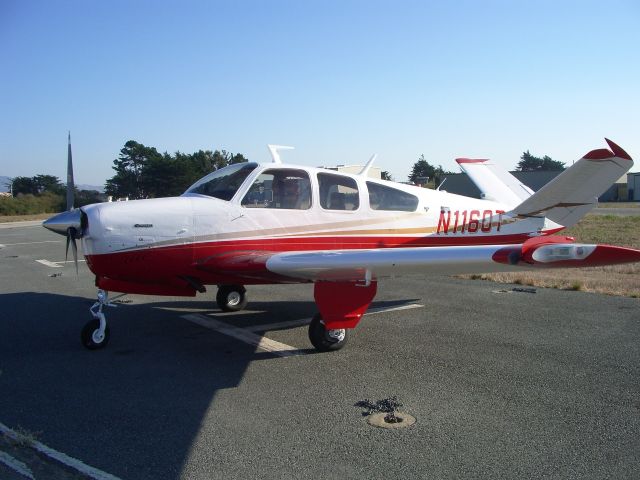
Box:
left=184, top=162, right=258, bottom=200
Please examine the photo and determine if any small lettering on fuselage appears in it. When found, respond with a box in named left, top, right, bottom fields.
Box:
left=437, top=209, right=505, bottom=234
left=134, top=224, right=153, bottom=228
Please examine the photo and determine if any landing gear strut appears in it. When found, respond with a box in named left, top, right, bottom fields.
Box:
left=308, top=313, right=348, bottom=352
left=81, top=289, right=122, bottom=350
left=216, top=285, right=247, bottom=312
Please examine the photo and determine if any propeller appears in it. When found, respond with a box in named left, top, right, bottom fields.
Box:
left=43, top=132, right=83, bottom=274
left=66, top=131, right=75, bottom=211
left=65, top=227, right=79, bottom=275
left=65, top=132, right=78, bottom=274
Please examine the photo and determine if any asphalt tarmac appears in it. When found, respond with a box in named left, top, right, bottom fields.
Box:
left=1, top=222, right=639, bottom=479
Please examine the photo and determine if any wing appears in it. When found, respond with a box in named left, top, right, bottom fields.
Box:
left=265, top=238, right=640, bottom=282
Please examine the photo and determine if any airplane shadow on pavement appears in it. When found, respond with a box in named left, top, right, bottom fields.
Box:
left=0, top=292, right=309, bottom=478
left=0, top=292, right=420, bottom=479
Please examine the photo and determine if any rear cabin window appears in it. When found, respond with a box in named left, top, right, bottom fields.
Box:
left=318, top=173, right=359, bottom=211
left=241, top=169, right=311, bottom=209
left=367, top=182, right=418, bottom=212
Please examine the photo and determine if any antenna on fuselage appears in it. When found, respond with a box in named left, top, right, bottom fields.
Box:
left=359, top=154, right=377, bottom=177
left=267, top=144, right=295, bottom=164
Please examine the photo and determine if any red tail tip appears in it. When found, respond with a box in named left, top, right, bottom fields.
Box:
left=584, top=148, right=614, bottom=160
left=605, top=138, right=632, bottom=160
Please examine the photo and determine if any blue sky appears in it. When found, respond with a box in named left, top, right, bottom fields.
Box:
left=1, top=0, right=639, bottom=186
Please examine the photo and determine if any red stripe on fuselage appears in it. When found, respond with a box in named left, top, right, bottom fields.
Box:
left=85, top=233, right=540, bottom=286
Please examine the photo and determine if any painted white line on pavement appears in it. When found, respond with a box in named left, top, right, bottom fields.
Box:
left=0, top=450, right=35, bottom=479
left=35, top=259, right=86, bottom=268
left=0, top=422, right=122, bottom=480
left=245, top=317, right=312, bottom=332
left=366, top=303, right=424, bottom=315
left=182, top=314, right=306, bottom=357
left=35, top=259, right=63, bottom=268
left=245, top=303, right=425, bottom=332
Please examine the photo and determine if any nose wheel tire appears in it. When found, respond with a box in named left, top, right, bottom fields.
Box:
left=81, top=318, right=110, bottom=350
left=216, top=285, right=248, bottom=312
left=308, top=313, right=348, bottom=352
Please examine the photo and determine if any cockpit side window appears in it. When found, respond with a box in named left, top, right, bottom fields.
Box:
left=185, top=162, right=257, bottom=200
left=317, top=172, right=359, bottom=211
left=241, top=169, right=311, bottom=209
left=367, top=181, right=418, bottom=212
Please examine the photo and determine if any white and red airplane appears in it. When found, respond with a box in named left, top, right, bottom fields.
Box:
left=44, top=139, right=640, bottom=352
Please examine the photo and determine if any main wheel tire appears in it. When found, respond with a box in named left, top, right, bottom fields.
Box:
left=216, top=285, right=248, bottom=312
left=81, top=318, right=110, bottom=350
left=308, top=313, right=348, bottom=352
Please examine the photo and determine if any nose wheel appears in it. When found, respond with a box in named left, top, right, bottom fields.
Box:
left=308, top=313, right=348, bottom=352
left=81, top=289, right=122, bottom=350
left=81, top=318, right=110, bottom=350
left=216, top=285, right=248, bottom=312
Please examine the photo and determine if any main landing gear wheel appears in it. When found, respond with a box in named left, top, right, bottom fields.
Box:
left=308, top=313, right=348, bottom=352
left=81, top=318, right=110, bottom=350
left=216, top=285, right=248, bottom=312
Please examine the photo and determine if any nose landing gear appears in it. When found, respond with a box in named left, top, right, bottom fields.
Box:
left=81, top=289, right=124, bottom=350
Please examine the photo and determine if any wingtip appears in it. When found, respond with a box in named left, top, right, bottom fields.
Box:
left=604, top=138, right=632, bottom=160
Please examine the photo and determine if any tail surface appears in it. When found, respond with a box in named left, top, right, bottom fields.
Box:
left=456, top=158, right=533, bottom=208
left=511, top=139, right=633, bottom=227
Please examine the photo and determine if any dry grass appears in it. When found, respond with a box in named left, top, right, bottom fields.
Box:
left=7, top=426, right=42, bottom=447
left=462, top=214, right=640, bottom=298
left=596, top=202, right=640, bottom=209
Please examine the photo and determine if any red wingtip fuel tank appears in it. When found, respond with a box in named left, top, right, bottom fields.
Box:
left=493, top=236, right=640, bottom=268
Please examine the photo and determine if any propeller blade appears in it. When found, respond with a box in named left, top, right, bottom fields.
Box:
left=71, top=235, right=78, bottom=275
left=65, top=231, right=71, bottom=262
left=67, top=131, right=75, bottom=211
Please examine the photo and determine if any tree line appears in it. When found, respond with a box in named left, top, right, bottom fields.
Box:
left=104, top=140, right=248, bottom=199
left=409, top=150, right=565, bottom=187
left=2, top=140, right=566, bottom=216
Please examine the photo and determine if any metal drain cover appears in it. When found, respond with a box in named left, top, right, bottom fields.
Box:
left=367, top=412, right=416, bottom=429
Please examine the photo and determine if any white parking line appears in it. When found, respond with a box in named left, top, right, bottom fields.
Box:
left=0, top=450, right=35, bottom=479
left=0, top=422, right=122, bottom=480
left=183, top=303, right=424, bottom=355
left=367, top=303, right=424, bottom=315
left=244, top=303, right=424, bottom=332
left=35, top=259, right=63, bottom=268
left=35, top=259, right=86, bottom=268
left=182, top=314, right=306, bottom=357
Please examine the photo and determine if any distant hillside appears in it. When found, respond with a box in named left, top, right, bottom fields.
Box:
left=0, top=176, right=104, bottom=193
left=77, top=184, right=105, bottom=193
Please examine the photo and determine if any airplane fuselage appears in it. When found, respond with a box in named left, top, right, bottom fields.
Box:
left=78, top=161, right=556, bottom=296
